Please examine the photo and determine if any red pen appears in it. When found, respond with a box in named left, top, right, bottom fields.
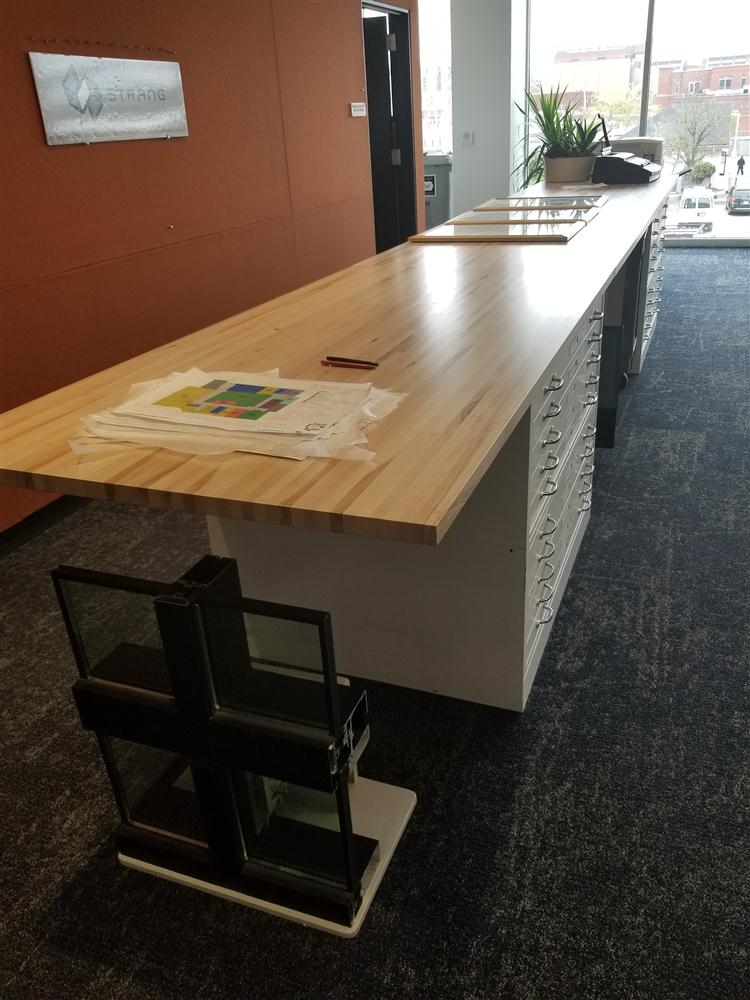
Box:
left=321, top=360, right=377, bottom=370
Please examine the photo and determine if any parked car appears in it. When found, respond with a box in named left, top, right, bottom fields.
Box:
left=676, top=188, right=714, bottom=232
left=726, top=179, right=750, bottom=214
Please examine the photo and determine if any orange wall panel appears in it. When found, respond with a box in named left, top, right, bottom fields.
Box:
left=293, top=195, right=375, bottom=286
left=1, top=1, right=292, bottom=287
left=1, top=218, right=300, bottom=411
left=273, top=0, right=374, bottom=215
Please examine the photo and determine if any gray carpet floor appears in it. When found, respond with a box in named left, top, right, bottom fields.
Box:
left=1, top=248, right=748, bottom=1000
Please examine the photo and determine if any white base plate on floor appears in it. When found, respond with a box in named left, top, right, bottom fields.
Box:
left=118, top=777, right=416, bottom=938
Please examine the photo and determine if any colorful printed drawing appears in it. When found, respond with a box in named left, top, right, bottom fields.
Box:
left=154, top=381, right=304, bottom=421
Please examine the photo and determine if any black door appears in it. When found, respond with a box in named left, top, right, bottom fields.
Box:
left=362, top=5, right=417, bottom=252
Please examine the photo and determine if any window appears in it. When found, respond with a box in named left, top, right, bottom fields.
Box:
left=647, top=0, right=750, bottom=243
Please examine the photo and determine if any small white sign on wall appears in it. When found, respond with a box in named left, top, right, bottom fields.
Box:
left=29, top=52, right=189, bottom=146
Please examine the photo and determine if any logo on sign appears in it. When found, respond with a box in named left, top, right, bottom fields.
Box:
left=63, top=67, right=104, bottom=119
left=424, top=175, right=436, bottom=197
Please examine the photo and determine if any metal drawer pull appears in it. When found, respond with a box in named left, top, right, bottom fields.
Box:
left=538, top=581, right=554, bottom=603
left=542, top=427, right=562, bottom=446
left=589, top=330, right=603, bottom=343
left=544, top=400, right=562, bottom=419
left=580, top=442, right=594, bottom=459
left=589, top=309, right=605, bottom=321
left=583, top=392, right=599, bottom=406
left=582, top=423, right=597, bottom=439
left=536, top=604, right=554, bottom=626
left=539, top=561, right=555, bottom=583
left=581, top=461, right=595, bottom=477
left=544, top=374, right=565, bottom=393
left=578, top=497, right=592, bottom=513
left=539, top=538, right=556, bottom=559
left=541, top=476, right=558, bottom=497
left=542, top=453, right=560, bottom=472
left=587, top=352, right=602, bottom=365
left=580, top=480, right=593, bottom=496
left=540, top=514, right=558, bottom=537
left=586, top=373, right=600, bottom=386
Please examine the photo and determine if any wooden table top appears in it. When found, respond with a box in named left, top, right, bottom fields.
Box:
left=1, top=176, right=673, bottom=545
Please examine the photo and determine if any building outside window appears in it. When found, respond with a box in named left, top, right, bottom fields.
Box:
left=718, top=77, right=732, bottom=90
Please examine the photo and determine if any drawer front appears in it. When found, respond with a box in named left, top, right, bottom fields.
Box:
left=527, top=337, right=600, bottom=532
left=528, top=293, right=605, bottom=446
left=525, top=414, right=595, bottom=641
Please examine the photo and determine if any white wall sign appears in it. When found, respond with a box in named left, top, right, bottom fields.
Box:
left=29, top=52, right=189, bottom=146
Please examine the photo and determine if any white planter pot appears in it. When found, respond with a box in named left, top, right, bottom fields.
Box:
left=544, top=155, right=595, bottom=183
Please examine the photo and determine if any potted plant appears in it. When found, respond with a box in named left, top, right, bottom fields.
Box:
left=515, top=86, right=602, bottom=187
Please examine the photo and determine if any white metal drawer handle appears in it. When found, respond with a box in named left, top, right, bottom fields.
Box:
left=584, top=392, right=599, bottom=406
left=537, top=581, right=554, bottom=603
left=542, top=453, right=560, bottom=472
left=589, top=330, right=603, bottom=343
left=586, top=373, right=600, bottom=387
left=544, top=400, right=562, bottom=419
left=539, top=560, right=555, bottom=583
left=578, top=497, right=592, bottom=513
left=539, top=538, right=556, bottom=559
left=580, top=480, right=593, bottom=496
left=587, top=352, right=602, bottom=365
left=544, top=374, right=565, bottom=394
left=580, top=442, right=594, bottom=460
left=589, top=309, right=605, bottom=321
left=582, top=423, right=597, bottom=439
left=542, top=427, right=562, bottom=446
left=581, top=462, right=595, bottom=477
left=540, top=514, right=558, bottom=537
left=536, top=604, right=554, bottom=626
left=541, top=476, right=558, bottom=497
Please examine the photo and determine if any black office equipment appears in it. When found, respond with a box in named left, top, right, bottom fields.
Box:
left=591, top=151, right=662, bottom=185
left=52, top=555, right=415, bottom=935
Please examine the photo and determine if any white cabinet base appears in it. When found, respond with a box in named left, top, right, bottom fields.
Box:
left=207, top=412, right=578, bottom=713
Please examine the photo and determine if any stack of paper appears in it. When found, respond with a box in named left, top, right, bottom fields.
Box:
left=72, top=368, right=405, bottom=461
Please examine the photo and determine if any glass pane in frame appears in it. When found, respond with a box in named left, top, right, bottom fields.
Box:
left=54, top=571, right=172, bottom=694
left=106, top=736, right=207, bottom=847
left=235, top=772, right=375, bottom=893
left=198, top=596, right=340, bottom=736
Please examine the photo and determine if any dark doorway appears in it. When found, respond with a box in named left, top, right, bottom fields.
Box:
left=362, top=4, right=417, bottom=252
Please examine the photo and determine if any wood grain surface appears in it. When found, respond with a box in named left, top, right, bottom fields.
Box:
left=0, top=178, right=673, bottom=545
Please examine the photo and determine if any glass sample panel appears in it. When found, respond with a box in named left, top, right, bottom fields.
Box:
left=475, top=195, right=608, bottom=210
left=106, top=737, right=207, bottom=846
left=58, top=577, right=171, bottom=694
left=199, top=602, right=334, bottom=732
left=236, top=774, right=375, bottom=891
left=411, top=220, right=585, bottom=243
left=454, top=208, right=599, bottom=224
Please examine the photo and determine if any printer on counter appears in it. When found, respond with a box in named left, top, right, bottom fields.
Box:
left=591, top=123, right=663, bottom=184
left=591, top=150, right=663, bottom=185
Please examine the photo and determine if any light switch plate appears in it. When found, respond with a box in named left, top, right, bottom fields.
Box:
left=350, top=102, right=367, bottom=117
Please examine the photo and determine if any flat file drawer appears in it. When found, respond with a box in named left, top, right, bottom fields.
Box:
left=528, top=293, right=604, bottom=447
